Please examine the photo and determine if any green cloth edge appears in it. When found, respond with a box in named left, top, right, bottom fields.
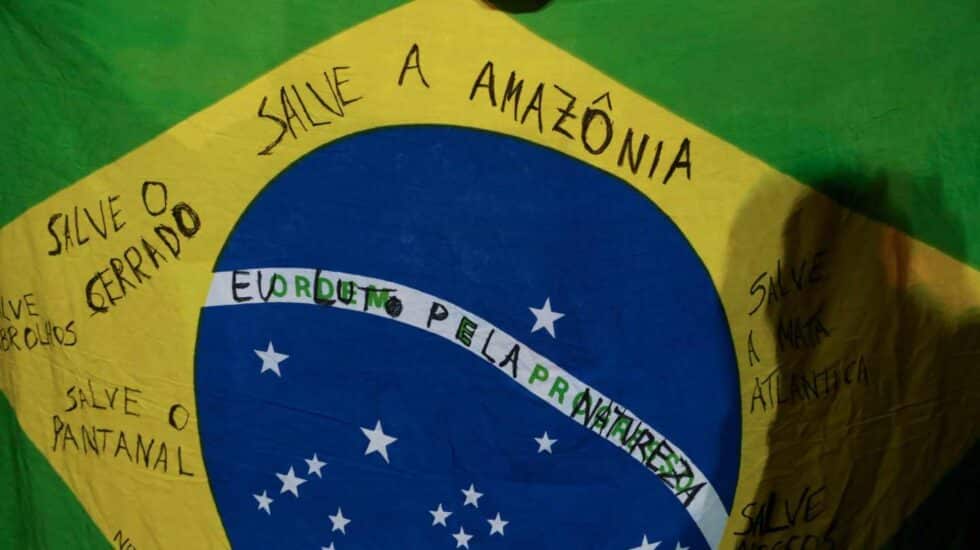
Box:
left=0, top=392, right=110, bottom=548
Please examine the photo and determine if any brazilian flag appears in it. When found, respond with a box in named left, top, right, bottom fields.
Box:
left=2, top=1, right=978, bottom=548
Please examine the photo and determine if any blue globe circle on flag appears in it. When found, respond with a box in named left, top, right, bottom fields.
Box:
left=195, top=126, right=740, bottom=549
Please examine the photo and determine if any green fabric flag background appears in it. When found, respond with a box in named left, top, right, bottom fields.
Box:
left=1, top=1, right=977, bottom=548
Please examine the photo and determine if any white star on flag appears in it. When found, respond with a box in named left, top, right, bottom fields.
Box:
left=305, top=453, right=327, bottom=478
left=461, top=484, right=483, bottom=508
left=535, top=431, right=557, bottom=454
left=452, top=526, right=473, bottom=549
left=529, top=297, right=565, bottom=338
left=254, top=341, right=289, bottom=376
left=329, top=507, right=351, bottom=534
left=253, top=490, right=273, bottom=514
left=630, top=534, right=661, bottom=550
left=488, top=512, right=509, bottom=536
left=275, top=466, right=307, bottom=497
left=321, top=544, right=335, bottom=550
left=361, top=420, right=397, bottom=463
left=430, top=503, right=453, bottom=527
